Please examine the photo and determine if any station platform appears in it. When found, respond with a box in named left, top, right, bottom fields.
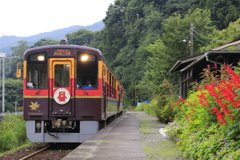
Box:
left=62, top=111, right=149, bottom=160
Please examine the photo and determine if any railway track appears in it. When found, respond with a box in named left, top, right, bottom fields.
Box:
left=18, top=143, right=80, bottom=160
left=19, top=145, right=52, bottom=160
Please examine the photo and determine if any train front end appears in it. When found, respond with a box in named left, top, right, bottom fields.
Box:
left=23, top=44, right=115, bottom=143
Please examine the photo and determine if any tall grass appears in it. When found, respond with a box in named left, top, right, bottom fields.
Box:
left=134, top=102, right=156, bottom=116
left=134, top=96, right=177, bottom=124
left=0, top=113, right=27, bottom=151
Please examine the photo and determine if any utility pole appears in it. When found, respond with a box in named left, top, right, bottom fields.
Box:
left=0, top=53, right=6, bottom=113
left=190, top=23, right=194, bottom=55
left=0, top=53, right=19, bottom=113
left=2, top=57, right=5, bottom=112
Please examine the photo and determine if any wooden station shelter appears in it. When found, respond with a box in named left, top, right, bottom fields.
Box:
left=169, top=40, right=240, bottom=98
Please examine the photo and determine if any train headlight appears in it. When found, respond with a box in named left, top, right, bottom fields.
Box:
left=81, top=55, right=88, bottom=61
left=37, top=55, right=45, bottom=61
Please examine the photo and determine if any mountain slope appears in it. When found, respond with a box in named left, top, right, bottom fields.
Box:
left=0, top=21, right=104, bottom=54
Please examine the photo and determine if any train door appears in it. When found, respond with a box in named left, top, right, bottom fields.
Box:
left=49, top=58, right=75, bottom=116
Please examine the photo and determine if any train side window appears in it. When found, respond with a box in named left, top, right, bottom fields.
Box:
left=26, top=52, right=48, bottom=89
left=77, top=52, right=98, bottom=89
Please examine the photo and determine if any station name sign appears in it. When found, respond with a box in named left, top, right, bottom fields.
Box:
left=54, top=49, right=71, bottom=55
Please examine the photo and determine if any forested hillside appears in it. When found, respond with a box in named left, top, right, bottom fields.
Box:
left=4, top=0, right=240, bottom=108
left=88, top=0, right=240, bottom=106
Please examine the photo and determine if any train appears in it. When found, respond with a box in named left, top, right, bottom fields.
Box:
left=17, top=40, right=124, bottom=143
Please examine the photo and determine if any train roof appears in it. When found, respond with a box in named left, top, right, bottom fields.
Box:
left=24, top=44, right=103, bottom=57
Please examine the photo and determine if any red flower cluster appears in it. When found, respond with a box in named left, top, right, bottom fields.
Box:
left=197, top=89, right=210, bottom=107
left=200, top=66, right=240, bottom=125
left=210, top=108, right=227, bottom=125
left=176, top=65, right=240, bottom=125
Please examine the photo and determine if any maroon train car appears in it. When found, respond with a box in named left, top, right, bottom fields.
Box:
left=19, top=42, right=124, bottom=143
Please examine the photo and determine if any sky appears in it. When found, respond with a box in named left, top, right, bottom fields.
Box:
left=0, top=0, right=115, bottom=37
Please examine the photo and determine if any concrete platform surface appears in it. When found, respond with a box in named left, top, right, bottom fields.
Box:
left=62, top=111, right=146, bottom=160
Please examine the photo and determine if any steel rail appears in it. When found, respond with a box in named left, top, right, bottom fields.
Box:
left=19, top=145, right=51, bottom=160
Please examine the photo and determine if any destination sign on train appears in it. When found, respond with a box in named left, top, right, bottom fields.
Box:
left=54, top=49, right=71, bottom=55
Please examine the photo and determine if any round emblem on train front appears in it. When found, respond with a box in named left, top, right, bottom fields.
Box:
left=54, top=88, right=70, bottom=105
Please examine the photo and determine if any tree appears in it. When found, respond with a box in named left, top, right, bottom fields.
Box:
left=137, top=8, right=215, bottom=97
left=0, top=78, right=23, bottom=109
left=200, top=18, right=240, bottom=52
left=31, top=39, right=59, bottom=48
left=66, top=29, right=94, bottom=45
left=100, top=0, right=167, bottom=106
left=199, top=0, right=240, bottom=30
left=6, top=41, right=29, bottom=79
left=0, top=101, right=15, bottom=112
left=90, top=0, right=240, bottom=106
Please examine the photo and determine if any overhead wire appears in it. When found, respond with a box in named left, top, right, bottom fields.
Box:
left=191, top=28, right=229, bottom=43
left=191, top=33, right=209, bottom=45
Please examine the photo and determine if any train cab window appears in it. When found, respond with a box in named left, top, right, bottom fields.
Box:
left=26, top=52, right=48, bottom=89
left=54, top=64, right=70, bottom=87
left=77, top=52, right=98, bottom=89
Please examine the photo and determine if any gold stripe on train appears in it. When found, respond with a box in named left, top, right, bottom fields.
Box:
left=24, top=96, right=48, bottom=98
left=23, top=61, right=27, bottom=78
left=24, top=96, right=117, bottom=100
left=98, top=61, right=103, bottom=79
left=75, top=96, right=103, bottom=98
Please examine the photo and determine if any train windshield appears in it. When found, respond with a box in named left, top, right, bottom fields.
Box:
left=77, top=52, right=98, bottom=89
left=26, top=52, right=48, bottom=89
left=54, top=64, right=70, bottom=87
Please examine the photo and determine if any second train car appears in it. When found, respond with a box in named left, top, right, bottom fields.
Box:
left=18, top=41, right=124, bottom=143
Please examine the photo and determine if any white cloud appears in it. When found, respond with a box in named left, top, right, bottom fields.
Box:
left=0, top=0, right=115, bottom=37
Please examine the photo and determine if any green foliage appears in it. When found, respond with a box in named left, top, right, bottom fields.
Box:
left=136, top=40, right=169, bottom=97
left=0, top=42, right=25, bottom=108
left=138, top=8, right=214, bottom=99
left=166, top=65, right=240, bottom=159
left=155, top=96, right=176, bottom=124
left=152, top=79, right=178, bottom=123
left=0, top=78, right=23, bottom=107
left=90, top=0, right=240, bottom=106
left=200, top=18, right=240, bottom=52
left=134, top=102, right=156, bottom=117
left=31, top=39, right=59, bottom=47
left=0, top=114, right=26, bottom=151
left=0, top=101, right=15, bottom=112
left=98, top=1, right=167, bottom=104
left=134, top=104, right=144, bottom=111
left=66, top=29, right=94, bottom=45
left=200, top=0, right=240, bottom=30
left=136, top=79, right=178, bottom=124
left=7, top=41, right=28, bottom=79
left=162, top=8, right=214, bottom=57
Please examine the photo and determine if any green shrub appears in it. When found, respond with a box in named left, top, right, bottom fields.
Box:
left=167, top=65, right=240, bottom=159
left=134, top=95, right=178, bottom=123
left=143, top=102, right=156, bottom=116
left=155, top=95, right=177, bottom=123
left=0, top=113, right=26, bottom=151
left=134, top=105, right=144, bottom=111
left=0, top=101, right=15, bottom=112
left=134, top=101, right=156, bottom=116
